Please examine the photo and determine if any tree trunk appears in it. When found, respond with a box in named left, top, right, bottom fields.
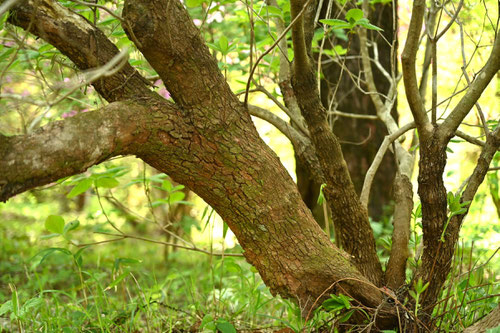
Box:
left=0, top=0, right=386, bottom=315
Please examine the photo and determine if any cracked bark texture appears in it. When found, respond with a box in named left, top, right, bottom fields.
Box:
left=1, top=0, right=386, bottom=315
left=289, top=0, right=383, bottom=286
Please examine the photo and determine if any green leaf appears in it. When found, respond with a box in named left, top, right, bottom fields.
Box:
left=21, top=298, right=43, bottom=313
left=339, top=309, right=355, bottom=323
left=63, top=220, right=80, bottom=234
left=186, top=0, right=202, bottom=8
left=73, top=247, right=88, bottom=268
left=148, top=173, right=167, bottom=183
left=320, top=18, right=350, bottom=29
left=216, top=319, right=237, bottom=333
left=219, top=36, right=229, bottom=53
left=357, top=19, right=384, bottom=31
left=106, top=270, right=130, bottom=290
left=113, top=257, right=142, bottom=274
left=45, top=215, right=65, bottom=234
left=31, top=248, right=73, bottom=267
left=207, top=42, right=221, bottom=52
left=11, top=285, right=18, bottom=318
left=168, top=191, right=186, bottom=204
left=317, top=183, right=327, bottom=205
left=171, top=184, right=185, bottom=192
left=265, top=5, right=283, bottom=18
left=224, top=261, right=241, bottom=273
left=200, top=314, right=215, bottom=330
left=162, top=179, right=173, bottom=192
left=0, top=300, right=12, bottom=316
left=345, top=8, right=364, bottom=22
left=223, top=221, right=229, bottom=239
left=95, top=177, right=119, bottom=189
left=67, top=178, right=93, bottom=198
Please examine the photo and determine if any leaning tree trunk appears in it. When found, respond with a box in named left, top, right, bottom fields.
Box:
left=0, top=0, right=388, bottom=319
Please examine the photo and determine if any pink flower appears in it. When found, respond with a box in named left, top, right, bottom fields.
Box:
left=21, top=89, right=30, bottom=97
left=158, top=87, right=171, bottom=99
left=62, top=110, right=78, bottom=118
left=63, top=77, right=71, bottom=83
left=193, top=19, right=202, bottom=27
left=81, top=108, right=90, bottom=113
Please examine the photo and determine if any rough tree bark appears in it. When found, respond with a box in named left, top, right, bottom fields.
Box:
left=0, top=0, right=385, bottom=317
left=0, top=0, right=498, bottom=331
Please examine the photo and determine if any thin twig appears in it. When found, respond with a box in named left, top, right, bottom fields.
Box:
left=93, top=231, right=244, bottom=257
left=360, top=122, right=416, bottom=207
left=243, top=0, right=314, bottom=106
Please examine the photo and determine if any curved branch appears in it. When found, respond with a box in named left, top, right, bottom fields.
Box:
left=438, top=32, right=500, bottom=142
left=8, top=0, right=154, bottom=102
left=0, top=102, right=154, bottom=201
left=289, top=0, right=383, bottom=285
left=248, top=105, right=325, bottom=183
left=122, top=0, right=237, bottom=111
left=360, top=122, right=416, bottom=206
left=385, top=172, right=412, bottom=290
left=401, top=0, right=432, bottom=139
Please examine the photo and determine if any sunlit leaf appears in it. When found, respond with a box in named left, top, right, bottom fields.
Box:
left=345, top=8, right=364, bottom=22
left=45, top=215, right=65, bottom=234
left=95, top=177, right=119, bottom=189
left=67, top=178, right=93, bottom=198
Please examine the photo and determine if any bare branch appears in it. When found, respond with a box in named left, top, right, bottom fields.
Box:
left=401, top=0, right=433, bottom=139
left=243, top=0, right=314, bottom=106
left=329, top=111, right=378, bottom=120
left=253, top=85, right=309, bottom=135
left=90, top=232, right=245, bottom=257
left=360, top=122, right=416, bottom=207
left=0, top=102, right=155, bottom=201
left=435, top=0, right=464, bottom=41
left=439, top=32, right=500, bottom=142
left=289, top=0, right=383, bottom=285
left=122, top=0, right=236, bottom=110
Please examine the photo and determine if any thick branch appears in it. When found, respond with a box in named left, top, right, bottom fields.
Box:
left=401, top=0, right=432, bottom=139
left=416, top=126, right=500, bottom=313
left=289, top=0, right=383, bottom=285
left=8, top=0, right=154, bottom=102
left=385, top=172, right=412, bottom=290
left=0, top=102, right=155, bottom=201
left=122, top=0, right=238, bottom=111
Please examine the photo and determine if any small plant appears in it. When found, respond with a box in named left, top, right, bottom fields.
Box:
left=409, top=278, right=429, bottom=318
left=320, top=8, right=383, bottom=32
left=441, top=192, right=471, bottom=242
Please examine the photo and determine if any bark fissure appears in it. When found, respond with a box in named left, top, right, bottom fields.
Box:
left=1, top=0, right=387, bottom=312
left=288, top=0, right=383, bottom=286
